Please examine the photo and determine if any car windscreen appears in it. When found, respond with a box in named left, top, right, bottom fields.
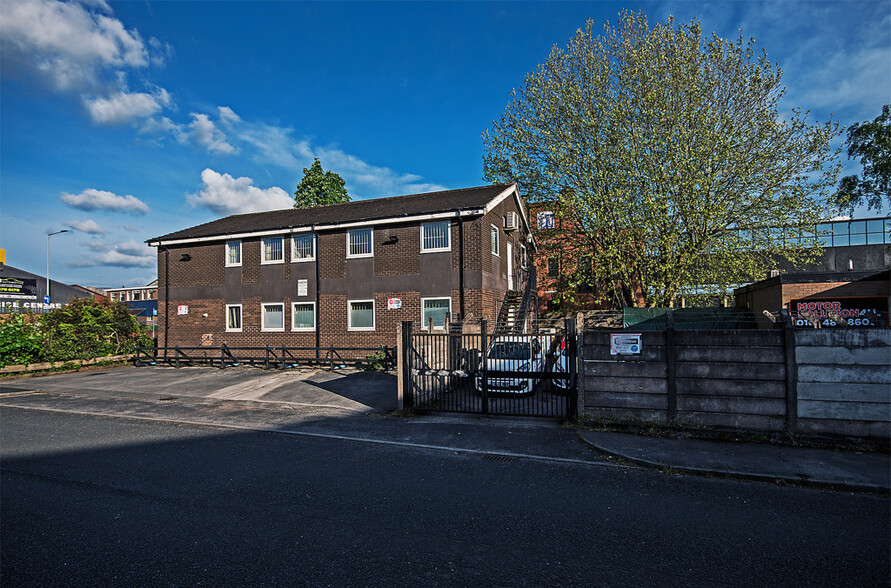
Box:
left=487, top=341, right=531, bottom=360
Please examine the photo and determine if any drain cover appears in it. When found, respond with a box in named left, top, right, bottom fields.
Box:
left=482, top=454, right=515, bottom=463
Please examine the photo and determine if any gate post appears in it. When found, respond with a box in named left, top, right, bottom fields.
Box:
left=480, top=319, right=488, bottom=415
left=399, top=321, right=413, bottom=411
left=567, top=317, right=578, bottom=420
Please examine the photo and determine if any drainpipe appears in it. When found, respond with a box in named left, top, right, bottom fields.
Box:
left=458, top=216, right=465, bottom=321
left=314, top=227, right=320, bottom=363
left=160, top=244, right=170, bottom=356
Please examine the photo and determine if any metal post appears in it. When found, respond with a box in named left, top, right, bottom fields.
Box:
left=480, top=319, right=488, bottom=415
left=45, top=229, right=69, bottom=304
left=567, top=317, right=578, bottom=420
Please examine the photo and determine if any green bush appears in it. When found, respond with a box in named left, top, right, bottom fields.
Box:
left=0, top=299, right=152, bottom=367
left=41, top=298, right=152, bottom=361
left=0, top=313, right=44, bottom=367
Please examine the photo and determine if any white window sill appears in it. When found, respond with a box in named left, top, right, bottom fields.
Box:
left=348, top=327, right=375, bottom=332
left=261, top=259, right=284, bottom=265
left=346, top=253, right=374, bottom=259
left=291, top=258, right=316, bottom=263
left=291, top=327, right=316, bottom=332
left=421, top=247, right=451, bottom=254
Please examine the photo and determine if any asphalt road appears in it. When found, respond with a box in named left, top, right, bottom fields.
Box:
left=2, top=407, right=888, bottom=587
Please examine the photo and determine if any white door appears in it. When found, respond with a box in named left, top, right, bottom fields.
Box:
left=507, top=241, right=513, bottom=290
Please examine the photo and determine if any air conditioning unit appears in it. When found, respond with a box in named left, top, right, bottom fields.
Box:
left=504, top=211, right=519, bottom=232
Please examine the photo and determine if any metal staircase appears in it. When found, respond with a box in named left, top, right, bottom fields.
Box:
left=494, top=265, right=537, bottom=335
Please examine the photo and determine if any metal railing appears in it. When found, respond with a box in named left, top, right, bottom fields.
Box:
left=135, top=344, right=396, bottom=370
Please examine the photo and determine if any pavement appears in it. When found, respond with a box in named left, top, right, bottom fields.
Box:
left=578, top=429, right=891, bottom=493
left=2, top=365, right=889, bottom=493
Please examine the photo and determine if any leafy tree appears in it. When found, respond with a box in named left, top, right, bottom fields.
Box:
left=484, top=12, right=841, bottom=308
left=293, top=158, right=350, bottom=208
left=834, top=105, right=890, bottom=213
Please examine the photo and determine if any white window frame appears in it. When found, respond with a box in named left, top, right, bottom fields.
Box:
left=291, top=302, right=316, bottom=332
left=225, top=304, right=243, bottom=332
left=537, top=210, right=555, bottom=230
left=291, top=233, right=315, bottom=263
left=347, top=228, right=374, bottom=259
left=226, top=240, right=242, bottom=267
left=348, top=299, right=375, bottom=331
left=261, top=302, right=285, bottom=332
left=261, top=237, right=285, bottom=265
left=520, top=244, right=528, bottom=269
left=491, top=224, right=500, bottom=256
left=421, top=297, right=452, bottom=331
left=420, top=221, right=451, bottom=253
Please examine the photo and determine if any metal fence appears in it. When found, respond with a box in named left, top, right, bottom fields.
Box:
left=136, top=344, right=395, bottom=370
left=400, top=319, right=578, bottom=418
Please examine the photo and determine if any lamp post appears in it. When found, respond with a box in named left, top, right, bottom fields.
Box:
left=46, top=229, right=69, bottom=304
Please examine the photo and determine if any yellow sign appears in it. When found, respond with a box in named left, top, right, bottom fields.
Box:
left=0, top=249, right=5, bottom=264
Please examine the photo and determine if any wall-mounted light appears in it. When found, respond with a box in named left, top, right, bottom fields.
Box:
left=180, top=253, right=192, bottom=261
left=387, top=235, right=398, bottom=244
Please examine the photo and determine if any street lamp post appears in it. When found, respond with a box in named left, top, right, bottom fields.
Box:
left=46, top=229, right=69, bottom=304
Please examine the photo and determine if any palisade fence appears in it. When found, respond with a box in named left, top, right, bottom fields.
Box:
left=578, top=309, right=891, bottom=439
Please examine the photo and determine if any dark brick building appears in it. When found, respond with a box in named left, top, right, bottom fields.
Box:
left=148, top=184, right=535, bottom=349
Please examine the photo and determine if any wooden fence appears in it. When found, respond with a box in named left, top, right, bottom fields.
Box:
left=578, top=326, right=890, bottom=438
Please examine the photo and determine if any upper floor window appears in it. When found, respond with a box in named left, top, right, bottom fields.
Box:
left=491, top=224, right=500, bottom=256
left=348, top=228, right=373, bottom=258
left=292, top=234, right=315, bottom=262
left=520, top=244, right=527, bottom=269
left=262, top=237, right=284, bottom=264
left=421, top=221, right=451, bottom=252
left=538, top=211, right=555, bottom=229
left=226, top=240, right=242, bottom=267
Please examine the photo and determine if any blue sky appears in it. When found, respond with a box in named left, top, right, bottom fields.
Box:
left=1, top=0, right=888, bottom=289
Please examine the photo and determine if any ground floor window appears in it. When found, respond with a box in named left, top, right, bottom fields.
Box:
left=291, top=302, right=315, bottom=331
left=422, top=297, right=451, bottom=330
left=262, top=303, right=285, bottom=331
left=226, top=304, right=242, bottom=332
left=348, top=299, right=375, bottom=330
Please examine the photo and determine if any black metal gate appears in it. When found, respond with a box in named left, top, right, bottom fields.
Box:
left=400, top=319, right=577, bottom=419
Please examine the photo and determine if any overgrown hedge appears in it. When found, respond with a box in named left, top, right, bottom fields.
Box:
left=0, top=299, right=153, bottom=367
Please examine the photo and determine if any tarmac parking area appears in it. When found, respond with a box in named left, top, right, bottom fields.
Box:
left=0, top=365, right=397, bottom=414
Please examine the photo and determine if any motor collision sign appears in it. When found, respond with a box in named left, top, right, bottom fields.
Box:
left=610, top=333, right=642, bottom=355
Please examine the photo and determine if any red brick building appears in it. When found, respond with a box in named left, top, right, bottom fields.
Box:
left=147, top=184, right=535, bottom=349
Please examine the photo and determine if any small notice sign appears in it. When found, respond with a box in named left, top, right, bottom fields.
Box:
left=297, top=279, right=308, bottom=296
left=610, top=333, right=641, bottom=355
left=177, top=305, right=188, bottom=315
left=387, top=297, right=402, bottom=310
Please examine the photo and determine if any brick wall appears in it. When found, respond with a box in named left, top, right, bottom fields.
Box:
left=156, top=198, right=532, bottom=350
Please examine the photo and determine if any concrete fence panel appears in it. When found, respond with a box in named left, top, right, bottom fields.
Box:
left=795, top=328, right=891, bottom=438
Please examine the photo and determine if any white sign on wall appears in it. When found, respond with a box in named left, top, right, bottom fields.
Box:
left=610, top=333, right=641, bottom=355
left=177, top=305, right=188, bottom=315
left=297, top=279, right=308, bottom=297
left=387, top=297, right=402, bottom=310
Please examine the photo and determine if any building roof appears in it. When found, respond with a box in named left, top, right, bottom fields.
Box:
left=148, top=183, right=517, bottom=244
left=734, top=269, right=890, bottom=295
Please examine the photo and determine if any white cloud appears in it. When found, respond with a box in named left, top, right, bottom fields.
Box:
left=189, top=112, right=237, bottom=154
left=70, top=239, right=155, bottom=268
left=61, top=188, right=150, bottom=214
left=187, top=168, right=293, bottom=215
left=64, top=219, right=106, bottom=234
left=0, top=0, right=149, bottom=92
left=85, top=88, right=171, bottom=125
